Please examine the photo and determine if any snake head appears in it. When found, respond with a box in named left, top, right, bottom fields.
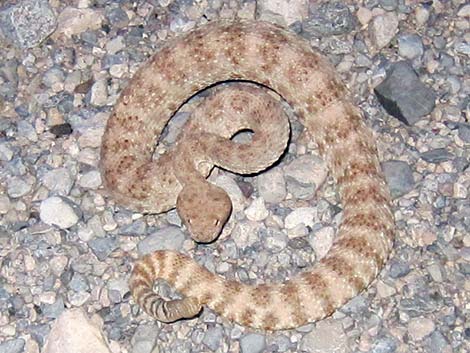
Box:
left=177, top=183, right=232, bottom=243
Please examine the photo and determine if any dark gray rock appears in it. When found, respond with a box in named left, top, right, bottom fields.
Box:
left=458, top=263, right=470, bottom=275
left=374, top=61, right=436, bottom=125
left=106, top=7, right=129, bottom=28
left=41, top=296, right=65, bottom=319
left=303, top=1, right=355, bottom=37
left=400, top=293, right=439, bottom=317
left=457, top=123, right=470, bottom=143
left=420, top=148, right=454, bottom=163
left=426, top=330, right=450, bottom=353
left=49, top=123, right=73, bottom=137
left=382, top=160, right=415, bottom=198
left=453, top=157, right=469, bottom=172
left=341, top=295, right=369, bottom=315
left=388, top=259, right=411, bottom=278
left=0, top=0, right=56, bottom=48
left=0, top=338, right=25, bottom=353
left=88, top=236, right=118, bottom=261
left=28, top=323, right=50, bottom=346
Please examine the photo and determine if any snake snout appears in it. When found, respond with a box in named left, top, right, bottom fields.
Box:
left=177, top=183, right=232, bottom=243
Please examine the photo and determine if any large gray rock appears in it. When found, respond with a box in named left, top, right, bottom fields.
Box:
left=0, top=0, right=56, bottom=48
left=420, top=148, right=454, bottom=163
left=374, top=61, right=436, bottom=125
left=303, top=1, right=355, bottom=37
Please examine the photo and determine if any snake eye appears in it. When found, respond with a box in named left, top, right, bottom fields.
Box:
left=214, top=219, right=220, bottom=227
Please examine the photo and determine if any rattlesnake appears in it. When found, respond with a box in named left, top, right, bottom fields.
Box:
left=100, top=20, right=395, bottom=330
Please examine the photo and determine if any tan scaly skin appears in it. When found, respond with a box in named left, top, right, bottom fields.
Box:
left=100, top=20, right=395, bottom=330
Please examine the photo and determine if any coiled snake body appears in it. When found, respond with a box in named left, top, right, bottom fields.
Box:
left=100, top=20, right=395, bottom=330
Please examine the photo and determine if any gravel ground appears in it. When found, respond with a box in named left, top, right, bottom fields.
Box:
left=0, top=0, right=469, bottom=352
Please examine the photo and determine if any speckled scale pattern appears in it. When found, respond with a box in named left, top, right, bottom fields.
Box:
left=101, top=20, right=395, bottom=330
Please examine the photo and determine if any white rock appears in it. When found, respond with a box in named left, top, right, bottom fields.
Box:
left=78, top=126, right=106, bottom=148
left=107, top=278, right=129, bottom=299
left=245, top=197, right=269, bottom=222
left=376, top=280, right=397, bottom=298
left=257, top=0, right=308, bottom=26
left=42, top=168, right=74, bottom=195
left=214, top=175, right=246, bottom=212
left=284, top=154, right=327, bottom=187
left=453, top=182, right=468, bottom=199
left=369, top=12, right=399, bottom=49
left=0, top=194, right=11, bottom=214
left=7, top=176, right=34, bottom=198
left=231, top=221, right=262, bottom=248
left=109, top=64, right=128, bottom=78
left=356, top=7, right=372, bottom=26
left=457, top=5, right=470, bottom=18
left=284, top=207, right=317, bottom=229
left=68, top=292, right=91, bottom=306
left=106, top=36, right=125, bottom=54
left=43, top=309, right=111, bottom=353
left=415, top=6, right=430, bottom=26
left=50, top=256, right=69, bottom=276
left=265, top=229, right=288, bottom=253
left=55, top=8, right=104, bottom=38
left=310, top=226, right=334, bottom=259
left=90, top=80, right=108, bottom=106
left=130, top=323, right=160, bottom=353
left=0, top=142, right=14, bottom=161
left=427, top=263, right=443, bottom=282
left=300, top=319, right=349, bottom=353
left=257, top=168, right=286, bottom=204
left=137, top=226, right=185, bottom=256
left=78, top=170, right=102, bottom=189
left=40, top=196, right=80, bottom=229
left=408, top=317, right=435, bottom=341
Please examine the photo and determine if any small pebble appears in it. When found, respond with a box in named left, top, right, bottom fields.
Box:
left=137, top=226, right=185, bottom=256
left=257, top=169, right=287, bottom=204
left=0, top=338, right=25, bottom=353
left=369, top=12, right=399, bottom=49
left=245, top=197, right=269, bottom=222
left=408, top=317, right=436, bottom=341
left=240, top=333, right=266, bottom=353
left=382, top=160, right=415, bottom=198
left=398, top=34, right=424, bottom=59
